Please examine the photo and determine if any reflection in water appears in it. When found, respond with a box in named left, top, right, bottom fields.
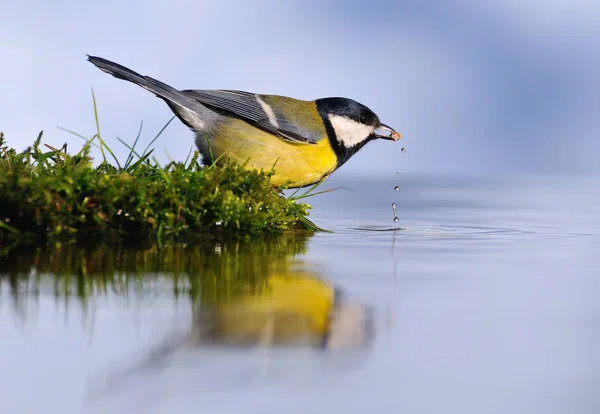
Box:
left=188, top=271, right=372, bottom=350
left=0, top=236, right=372, bottom=350
left=1, top=235, right=373, bottom=399
left=0, top=234, right=312, bottom=307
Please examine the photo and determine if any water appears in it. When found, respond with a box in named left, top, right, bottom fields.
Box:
left=1, top=173, right=599, bottom=414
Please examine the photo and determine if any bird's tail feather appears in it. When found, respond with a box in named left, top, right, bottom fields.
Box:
left=86, top=55, right=208, bottom=130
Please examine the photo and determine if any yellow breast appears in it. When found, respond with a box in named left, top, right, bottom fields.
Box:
left=207, top=118, right=338, bottom=188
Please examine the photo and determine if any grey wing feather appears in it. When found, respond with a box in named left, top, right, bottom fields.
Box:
left=183, top=90, right=263, bottom=121
left=182, top=89, right=317, bottom=144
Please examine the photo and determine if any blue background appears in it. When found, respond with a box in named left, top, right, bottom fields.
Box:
left=1, top=0, right=599, bottom=177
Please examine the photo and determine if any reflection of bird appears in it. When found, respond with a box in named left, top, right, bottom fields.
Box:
left=87, top=55, right=402, bottom=188
left=86, top=270, right=372, bottom=401
left=188, top=272, right=372, bottom=350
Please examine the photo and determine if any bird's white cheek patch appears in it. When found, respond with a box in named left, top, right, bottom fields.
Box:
left=328, top=115, right=373, bottom=147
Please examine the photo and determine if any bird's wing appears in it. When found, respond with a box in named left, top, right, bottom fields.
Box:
left=182, top=89, right=322, bottom=144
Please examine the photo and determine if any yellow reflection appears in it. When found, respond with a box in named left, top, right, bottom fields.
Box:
left=187, top=266, right=371, bottom=350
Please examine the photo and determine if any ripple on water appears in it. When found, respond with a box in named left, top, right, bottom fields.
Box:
left=350, top=225, right=533, bottom=237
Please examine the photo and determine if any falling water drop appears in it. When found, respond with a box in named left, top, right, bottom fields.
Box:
left=401, top=148, right=406, bottom=153
left=394, top=186, right=400, bottom=192
left=392, top=202, right=399, bottom=223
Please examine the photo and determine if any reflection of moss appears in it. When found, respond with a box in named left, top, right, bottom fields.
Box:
left=0, top=132, right=317, bottom=245
left=0, top=232, right=311, bottom=307
left=0, top=234, right=374, bottom=351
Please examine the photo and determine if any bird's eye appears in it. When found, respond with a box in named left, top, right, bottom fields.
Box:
left=359, top=115, right=367, bottom=123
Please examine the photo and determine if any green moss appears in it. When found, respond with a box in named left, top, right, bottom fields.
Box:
left=0, top=130, right=318, bottom=244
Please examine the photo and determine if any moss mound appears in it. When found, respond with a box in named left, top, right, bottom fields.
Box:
left=0, top=132, right=316, bottom=245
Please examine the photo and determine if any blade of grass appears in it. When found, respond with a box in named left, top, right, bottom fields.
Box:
left=125, top=149, right=155, bottom=173
left=116, top=136, right=143, bottom=164
left=203, top=131, right=214, bottom=163
left=57, top=89, right=122, bottom=168
left=121, top=119, right=144, bottom=169
left=139, top=116, right=175, bottom=159
left=298, top=216, right=331, bottom=233
left=287, top=185, right=303, bottom=199
left=90, top=88, right=122, bottom=170
left=90, top=87, right=107, bottom=163
left=34, top=148, right=65, bottom=163
left=288, top=177, right=326, bottom=201
left=208, top=148, right=229, bottom=167
left=293, top=185, right=351, bottom=201
left=0, top=221, right=20, bottom=235
left=57, top=128, right=104, bottom=153
left=183, top=145, right=194, bottom=166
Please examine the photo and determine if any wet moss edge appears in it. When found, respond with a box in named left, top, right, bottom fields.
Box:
left=0, top=131, right=318, bottom=246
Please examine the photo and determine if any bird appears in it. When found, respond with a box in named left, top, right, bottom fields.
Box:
left=87, top=55, right=402, bottom=188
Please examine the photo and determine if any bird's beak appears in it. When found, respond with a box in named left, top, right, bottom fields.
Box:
left=373, top=123, right=401, bottom=141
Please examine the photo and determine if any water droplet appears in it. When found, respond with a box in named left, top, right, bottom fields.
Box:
left=392, top=203, right=399, bottom=223
left=215, top=220, right=223, bottom=226
left=117, top=209, right=123, bottom=215
left=46, top=227, right=51, bottom=232
left=394, top=186, right=400, bottom=192
left=401, top=148, right=406, bottom=153
left=124, top=213, right=130, bottom=217
left=4, top=218, right=10, bottom=223
left=248, top=206, right=253, bottom=211
left=37, top=221, right=42, bottom=226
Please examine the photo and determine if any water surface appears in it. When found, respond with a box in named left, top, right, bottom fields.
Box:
left=1, top=173, right=599, bottom=414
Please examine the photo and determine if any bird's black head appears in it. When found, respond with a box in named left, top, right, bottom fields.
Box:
left=317, top=97, right=381, bottom=128
left=316, top=97, right=401, bottom=166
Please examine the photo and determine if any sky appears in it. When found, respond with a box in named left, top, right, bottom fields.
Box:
left=1, top=0, right=599, bottom=179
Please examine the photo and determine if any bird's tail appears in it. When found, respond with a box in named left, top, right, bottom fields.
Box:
left=87, top=55, right=208, bottom=130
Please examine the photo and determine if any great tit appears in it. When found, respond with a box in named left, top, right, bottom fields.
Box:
left=87, top=55, right=402, bottom=188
